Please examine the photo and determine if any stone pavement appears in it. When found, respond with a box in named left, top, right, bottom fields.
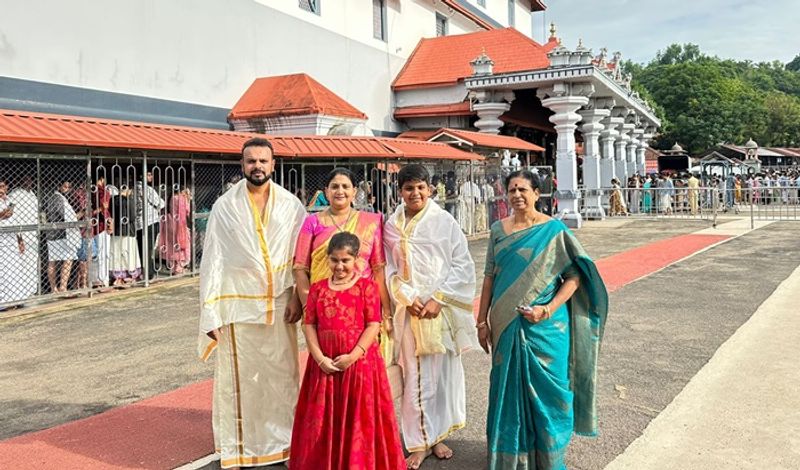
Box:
left=605, top=262, right=800, bottom=470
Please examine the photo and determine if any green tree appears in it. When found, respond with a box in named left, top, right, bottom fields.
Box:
left=629, top=43, right=800, bottom=152
left=787, top=54, right=800, bottom=72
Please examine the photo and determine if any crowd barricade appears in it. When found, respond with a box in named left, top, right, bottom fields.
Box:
left=3, top=156, right=502, bottom=310
left=592, top=186, right=720, bottom=221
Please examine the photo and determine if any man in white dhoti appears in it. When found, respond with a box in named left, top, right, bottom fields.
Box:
left=198, top=137, right=306, bottom=469
left=7, top=177, right=39, bottom=301
left=1, top=181, right=28, bottom=305
left=384, top=164, right=479, bottom=470
left=45, top=180, right=80, bottom=293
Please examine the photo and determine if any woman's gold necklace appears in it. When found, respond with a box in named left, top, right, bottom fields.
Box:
left=328, top=207, right=354, bottom=232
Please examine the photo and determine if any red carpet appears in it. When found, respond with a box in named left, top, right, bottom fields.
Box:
left=0, top=232, right=730, bottom=469
left=595, top=234, right=729, bottom=292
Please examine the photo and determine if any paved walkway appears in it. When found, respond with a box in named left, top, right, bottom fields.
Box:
left=3, top=218, right=798, bottom=469
left=606, top=263, right=800, bottom=470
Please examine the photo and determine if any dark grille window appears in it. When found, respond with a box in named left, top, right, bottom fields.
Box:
left=436, top=13, right=448, bottom=37
left=299, top=0, right=320, bottom=15
left=373, top=0, right=386, bottom=41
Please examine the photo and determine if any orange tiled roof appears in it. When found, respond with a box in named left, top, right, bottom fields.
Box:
left=380, top=137, right=483, bottom=160
left=430, top=128, right=545, bottom=152
left=392, top=28, right=551, bottom=90
left=394, top=102, right=473, bottom=119
left=0, top=108, right=478, bottom=160
left=229, top=73, right=367, bottom=121
left=0, top=108, right=254, bottom=154
left=396, top=129, right=440, bottom=141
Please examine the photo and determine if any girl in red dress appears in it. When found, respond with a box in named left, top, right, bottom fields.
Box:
left=290, top=232, right=405, bottom=470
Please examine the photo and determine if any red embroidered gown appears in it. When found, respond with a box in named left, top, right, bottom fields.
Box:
left=290, top=277, right=405, bottom=470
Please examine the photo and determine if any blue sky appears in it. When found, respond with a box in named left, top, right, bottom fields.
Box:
left=535, top=0, right=798, bottom=65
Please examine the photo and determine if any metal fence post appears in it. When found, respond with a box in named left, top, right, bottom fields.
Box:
left=191, top=159, right=197, bottom=276
left=84, top=154, right=92, bottom=298
left=750, top=185, right=754, bottom=230
left=712, top=187, right=718, bottom=228
left=142, top=152, right=150, bottom=287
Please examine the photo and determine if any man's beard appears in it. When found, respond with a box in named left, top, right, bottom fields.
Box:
left=245, top=171, right=271, bottom=186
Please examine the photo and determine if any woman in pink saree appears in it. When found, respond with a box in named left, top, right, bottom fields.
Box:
left=160, top=187, right=191, bottom=274
left=294, top=168, right=393, bottom=360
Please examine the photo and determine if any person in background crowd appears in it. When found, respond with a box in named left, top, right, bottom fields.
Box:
left=90, top=175, right=112, bottom=288
left=159, top=186, right=192, bottom=274
left=46, top=180, right=81, bottom=293
left=492, top=176, right=509, bottom=222
left=71, top=183, right=92, bottom=290
left=608, top=177, right=627, bottom=216
left=459, top=176, right=480, bottom=235
left=354, top=180, right=374, bottom=212
left=444, top=171, right=457, bottom=217
left=109, top=187, right=141, bottom=286
left=627, top=175, right=640, bottom=214
left=136, top=171, right=165, bottom=280
left=434, top=175, right=447, bottom=208
left=687, top=173, right=700, bottom=215
left=734, top=175, right=743, bottom=204
left=7, top=176, right=39, bottom=301
left=0, top=181, right=28, bottom=305
left=659, top=174, right=675, bottom=215
left=642, top=174, right=654, bottom=213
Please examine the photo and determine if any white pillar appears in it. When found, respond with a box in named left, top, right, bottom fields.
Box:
left=473, top=102, right=511, bottom=134
left=538, top=83, right=593, bottom=228
left=637, top=143, right=647, bottom=176
left=470, top=89, right=514, bottom=134
left=639, top=132, right=653, bottom=175
left=630, top=128, right=645, bottom=176
left=578, top=106, right=610, bottom=219
left=600, top=117, right=621, bottom=188
left=617, top=123, right=634, bottom=181
left=627, top=138, right=639, bottom=177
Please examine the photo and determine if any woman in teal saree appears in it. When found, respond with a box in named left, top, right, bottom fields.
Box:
left=477, top=170, right=608, bottom=470
left=642, top=177, right=653, bottom=213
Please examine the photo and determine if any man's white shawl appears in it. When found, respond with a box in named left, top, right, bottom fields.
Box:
left=384, top=199, right=479, bottom=354
left=198, top=179, right=305, bottom=360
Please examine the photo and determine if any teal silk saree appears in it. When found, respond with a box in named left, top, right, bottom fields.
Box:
left=485, top=220, right=608, bottom=470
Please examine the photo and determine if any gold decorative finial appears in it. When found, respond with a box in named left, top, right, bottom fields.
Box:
left=549, top=22, right=557, bottom=39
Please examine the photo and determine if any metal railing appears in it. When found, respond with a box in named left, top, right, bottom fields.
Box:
left=2, top=155, right=517, bottom=309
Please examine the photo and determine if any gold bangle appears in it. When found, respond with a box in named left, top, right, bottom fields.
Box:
left=476, top=321, right=488, bottom=329
left=356, top=344, right=367, bottom=355
left=543, top=305, right=552, bottom=319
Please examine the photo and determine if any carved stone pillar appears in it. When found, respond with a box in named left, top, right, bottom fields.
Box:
left=470, top=89, right=514, bottom=134
left=629, top=128, right=645, bottom=176
left=578, top=103, right=610, bottom=219
left=617, top=123, right=634, bottom=181
left=537, top=82, right=594, bottom=228
left=639, top=132, right=653, bottom=175
left=599, top=116, right=622, bottom=209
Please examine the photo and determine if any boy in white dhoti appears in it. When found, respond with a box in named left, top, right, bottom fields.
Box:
left=198, top=137, right=306, bottom=469
left=384, top=164, right=479, bottom=469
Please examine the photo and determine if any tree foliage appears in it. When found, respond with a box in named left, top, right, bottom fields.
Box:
left=627, top=44, right=800, bottom=152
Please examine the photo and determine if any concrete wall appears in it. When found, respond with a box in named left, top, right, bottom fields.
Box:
left=0, top=0, right=533, bottom=133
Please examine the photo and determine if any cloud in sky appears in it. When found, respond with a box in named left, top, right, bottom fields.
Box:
left=534, top=0, right=798, bottom=64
